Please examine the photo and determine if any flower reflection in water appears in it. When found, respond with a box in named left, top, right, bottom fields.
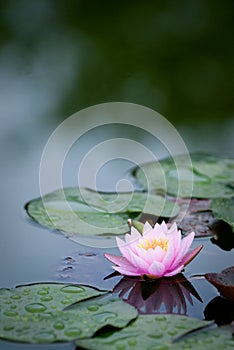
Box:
left=111, top=274, right=202, bottom=315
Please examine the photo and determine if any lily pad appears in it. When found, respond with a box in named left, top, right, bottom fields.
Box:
left=205, top=267, right=234, bottom=302
left=132, top=152, right=234, bottom=198
left=191, top=153, right=234, bottom=183
left=25, top=188, right=179, bottom=236
left=172, top=325, right=233, bottom=350
left=211, top=197, right=234, bottom=230
left=0, top=283, right=137, bottom=343
left=76, top=314, right=212, bottom=350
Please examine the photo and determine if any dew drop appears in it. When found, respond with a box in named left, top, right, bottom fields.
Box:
left=23, top=288, right=31, bottom=295
left=10, top=295, right=21, bottom=300
left=33, top=332, right=56, bottom=343
left=4, top=310, right=18, bottom=317
left=40, top=312, right=53, bottom=318
left=201, top=338, right=213, bottom=344
left=60, top=285, right=86, bottom=293
left=175, top=324, right=187, bottom=330
left=92, top=312, right=116, bottom=323
left=61, top=299, right=71, bottom=305
left=64, top=327, right=82, bottom=337
left=155, top=315, right=166, bottom=322
left=149, top=331, right=163, bottom=339
left=38, top=290, right=49, bottom=296
left=128, top=338, right=137, bottom=345
left=116, top=344, right=125, bottom=350
left=87, top=305, right=99, bottom=312
left=168, top=329, right=178, bottom=336
left=42, top=286, right=50, bottom=290
left=4, top=325, right=14, bottom=331
left=41, top=296, right=53, bottom=302
left=25, top=303, right=47, bottom=313
left=53, top=322, right=65, bottom=330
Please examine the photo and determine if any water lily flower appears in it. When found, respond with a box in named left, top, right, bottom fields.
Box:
left=104, top=221, right=203, bottom=279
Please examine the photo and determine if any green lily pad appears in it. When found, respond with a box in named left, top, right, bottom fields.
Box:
left=192, top=153, right=234, bottom=183
left=25, top=188, right=179, bottom=236
left=133, top=152, right=234, bottom=199
left=172, top=325, right=233, bottom=350
left=211, top=197, right=234, bottom=230
left=0, top=283, right=137, bottom=343
left=76, top=314, right=212, bottom=350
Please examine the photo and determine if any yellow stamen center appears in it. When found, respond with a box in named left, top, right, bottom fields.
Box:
left=137, top=237, right=168, bottom=251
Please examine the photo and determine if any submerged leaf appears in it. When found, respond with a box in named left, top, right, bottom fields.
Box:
left=0, top=283, right=137, bottom=343
left=25, top=188, right=179, bottom=236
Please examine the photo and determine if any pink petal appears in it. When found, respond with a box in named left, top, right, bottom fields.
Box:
left=180, top=232, right=195, bottom=254
left=164, top=264, right=184, bottom=277
left=115, top=238, right=131, bottom=261
left=113, top=266, right=141, bottom=276
left=169, top=228, right=182, bottom=255
left=142, top=221, right=153, bottom=236
left=128, top=251, right=149, bottom=271
left=162, top=242, right=175, bottom=267
left=148, top=261, right=165, bottom=277
left=169, top=232, right=195, bottom=271
left=125, top=233, right=133, bottom=244
left=153, top=222, right=162, bottom=235
left=104, top=253, right=133, bottom=269
left=104, top=253, right=141, bottom=276
left=181, top=245, right=203, bottom=266
left=136, top=245, right=164, bottom=264
left=168, top=222, right=177, bottom=235
left=151, top=246, right=166, bottom=262
left=160, top=220, right=168, bottom=234
left=130, top=226, right=142, bottom=242
left=116, top=236, right=126, bottom=248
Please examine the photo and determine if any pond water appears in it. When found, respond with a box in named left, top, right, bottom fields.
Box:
left=0, top=122, right=234, bottom=349
left=1, top=1, right=234, bottom=349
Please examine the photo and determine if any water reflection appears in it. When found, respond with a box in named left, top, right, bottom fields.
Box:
left=111, top=274, right=202, bottom=315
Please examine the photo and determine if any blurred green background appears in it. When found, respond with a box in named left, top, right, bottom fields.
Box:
left=1, top=0, right=233, bottom=126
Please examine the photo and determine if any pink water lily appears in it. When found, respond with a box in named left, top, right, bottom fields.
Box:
left=105, top=221, right=203, bottom=279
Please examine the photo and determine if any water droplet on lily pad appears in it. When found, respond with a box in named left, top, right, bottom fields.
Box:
left=92, top=312, right=117, bottom=323
left=87, top=305, right=100, bottom=312
left=64, top=327, right=82, bottom=337
left=4, top=310, right=18, bottom=317
left=60, top=285, right=86, bottom=293
left=4, top=325, right=14, bottom=331
left=10, top=295, right=21, bottom=300
left=25, top=303, right=47, bottom=313
left=53, top=322, right=64, bottom=330
left=37, top=290, right=49, bottom=296
left=40, top=296, right=53, bottom=302
left=33, top=332, right=56, bottom=343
